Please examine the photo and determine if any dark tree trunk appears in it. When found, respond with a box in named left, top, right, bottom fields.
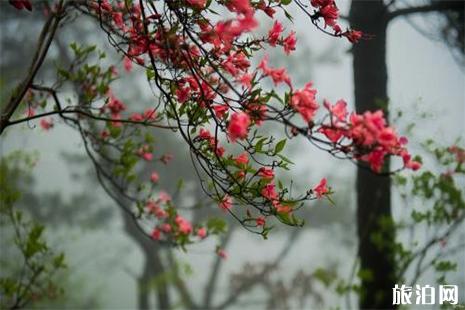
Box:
left=121, top=209, right=171, bottom=310
left=349, top=1, right=396, bottom=308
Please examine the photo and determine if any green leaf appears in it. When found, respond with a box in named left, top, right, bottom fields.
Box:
left=206, top=217, right=227, bottom=234
left=274, top=139, right=286, bottom=154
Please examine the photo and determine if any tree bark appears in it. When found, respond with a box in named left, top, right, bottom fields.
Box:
left=349, top=1, right=396, bottom=308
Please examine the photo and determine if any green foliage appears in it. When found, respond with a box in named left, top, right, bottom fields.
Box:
left=0, top=152, right=66, bottom=309
left=393, top=141, right=465, bottom=283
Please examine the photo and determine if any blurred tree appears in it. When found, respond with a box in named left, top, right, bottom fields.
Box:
left=0, top=151, right=67, bottom=309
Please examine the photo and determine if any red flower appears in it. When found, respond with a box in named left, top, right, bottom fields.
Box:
left=160, top=223, right=172, bottom=233
left=150, top=172, right=159, bottom=183
left=235, top=152, right=249, bottom=165
left=9, top=0, right=32, bottom=11
left=142, top=153, right=153, bottom=161
left=158, top=191, right=172, bottom=203
left=39, top=118, right=54, bottom=131
left=291, top=83, right=319, bottom=122
left=268, top=21, right=283, bottom=46
left=129, top=113, right=144, bottom=122
left=258, top=167, right=274, bottom=180
left=313, top=178, right=329, bottom=198
left=344, top=30, right=363, bottom=43
left=151, top=228, right=161, bottom=240
left=256, top=216, right=266, bottom=226
left=175, top=215, right=192, bottom=235
left=226, top=0, right=253, bottom=15
left=214, top=104, right=229, bottom=119
left=405, top=160, right=422, bottom=171
left=237, top=73, right=254, bottom=89
left=219, top=195, right=233, bottom=211
left=186, top=0, right=207, bottom=9
left=123, top=56, right=132, bottom=72
left=319, top=127, right=343, bottom=143
left=176, top=87, right=190, bottom=104
left=283, top=32, right=297, bottom=55
left=106, top=94, right=126, bottom=115
left=227, top=112, right=251, bottom=142
left=324, top=99, right=347, bottom=122
left=259, top=57, right=292, bottom=87
left=319, top=4, right=339, bottom=27
left=143, top=108, right=157, bottom=120
left=197, top=227, right=207, bottom=239
left=261, top=183, right=278, bottom=201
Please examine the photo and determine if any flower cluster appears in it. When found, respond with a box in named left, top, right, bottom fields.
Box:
left=10, top=0, right=419, bottom=245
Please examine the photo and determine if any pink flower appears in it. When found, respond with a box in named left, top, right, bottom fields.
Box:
left=142, top=152, right=153, bottom=161
left=258, top=167, right=274, bottom=180
left=176, top=87, right=190, bottom=104
left=39, top=118, right=54, bottom=131
left=160, top=223, right=172, bottom=233
left=198, top=128, right=212, bottom=140
left=324, top=99, right=347, bottom=122
left=175, top=215, right=192, bottom=235
left=258, top=56, right=292, bottom=87
left=215, top=146, right=225, bottom=157
left=235, top=152, right=249, bottom=165
left=268, top=21, right=283, bottom=46
left=106, top=95, right=126, bottom=115
left=123, top=56, right=132, bottom=72
left=405, top=160, right=422, bottom=171
left=256, top=216, right=266, bottom=226
left=314, top=178, right=329, bottom=198
left=146, top=199, right=159, bottom=213
left=159, top=191, right=171, bottom=203
left=150, top=172, right=159, bottom=183
left=291, top=83, right=319, bottom=122
left=129, top=113, right=144, bottom=122
left=283, top=32, right=296, bottom=55
left=362, top=149, right=386, bottom=172
left=226, top=0, right=253, bottom=15
left=237, top=73, right=253, bottom=89
left=378, top=127, right=398, bottom=148
left=333, top=24, right=342, bottom=35
left=236, top=170, right=246, bottom=179
left=219, top=195, right=233, bottom=211
left=227, top=112, right=251, bottom=142
left=113, top=12, right=124, bottom=28
left=151, top=228, right=161, bottom=240
left=257, top=0, right=275, bottom=17
left=214, top=104, right=229, bottom=119
left=197, top=227, right=207, bottom=239
left=344, top=30, right=363, bottom=44
left=261, top=183, right=278, bottom=201
left=143, top=108, right=157, bottom=120
left=268, top=67, right=291, bottom=87
left=319, top=127, right=343, bottom=143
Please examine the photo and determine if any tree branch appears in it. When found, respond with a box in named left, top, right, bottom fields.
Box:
left=0, top=0, right=65, bottom=135
left=388, top=2, right=464, bottom=21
